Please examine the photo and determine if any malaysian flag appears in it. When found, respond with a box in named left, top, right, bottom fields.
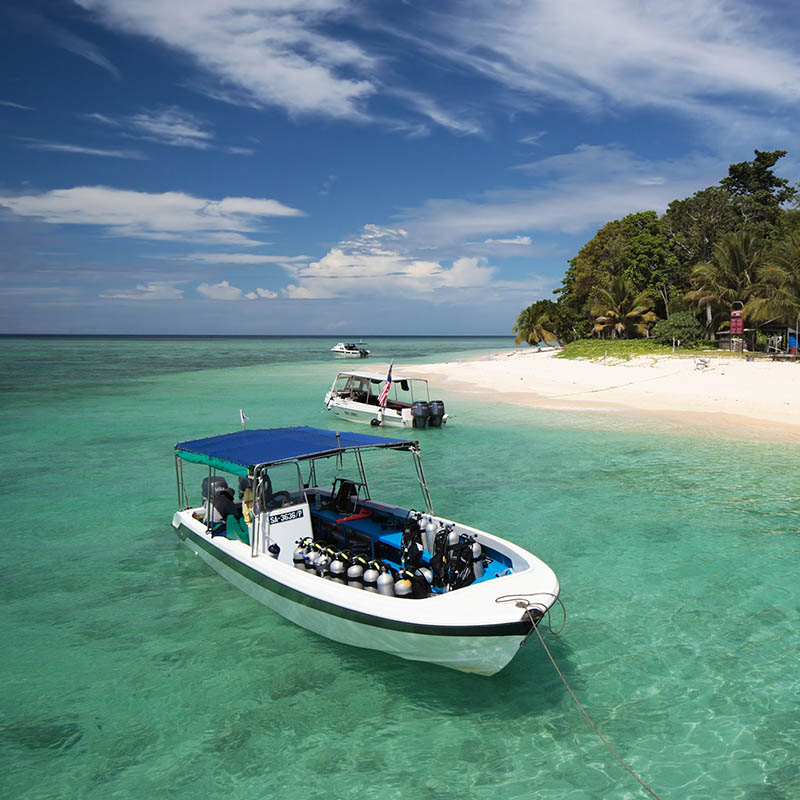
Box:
left=377, top=362, right=393, bottom=407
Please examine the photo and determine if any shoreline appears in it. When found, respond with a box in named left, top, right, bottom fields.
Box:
left=399, top=349, right=800, bottom=442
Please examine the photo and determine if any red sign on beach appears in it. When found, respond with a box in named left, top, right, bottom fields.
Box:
left=730, top=309, right=743, bottom=335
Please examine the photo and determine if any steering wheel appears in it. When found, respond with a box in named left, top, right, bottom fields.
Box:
left=263, top=491, right=293, bottom=510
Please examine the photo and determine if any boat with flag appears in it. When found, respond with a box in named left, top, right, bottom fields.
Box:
left=324, top=365, right=448, bottom=428
left=171, top=426, right=560, bottom=675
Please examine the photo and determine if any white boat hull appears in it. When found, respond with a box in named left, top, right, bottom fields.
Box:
left=172, top=510, right=554, bottom=675
left=325, top=396, right=447, bottom=428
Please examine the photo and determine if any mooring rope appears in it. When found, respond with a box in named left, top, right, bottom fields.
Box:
left=497, top=595, right=665, bottom=800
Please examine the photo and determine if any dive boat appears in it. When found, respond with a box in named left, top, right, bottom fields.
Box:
left=325, top=369, right=448, bottom=428
left=331, top=341, right=370, bottom=357
left=171, top=427, right=560, bottom=675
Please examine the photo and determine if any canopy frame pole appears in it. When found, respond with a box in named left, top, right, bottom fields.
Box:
left=355, top=449, right=371, bottom=499
left=207, top=465, right=213, bottom=532
left=174, top=453, right=184, bottom=510
left=411, top=446, right=434, bottom=514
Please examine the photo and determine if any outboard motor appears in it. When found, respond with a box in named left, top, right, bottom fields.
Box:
left=201, top=476, right=229, bottom=523
left=202, top=475, right=228, bottom=500
left=428, top=400, right=446, bottom=427
left=411, top=401, right=431, bottom=429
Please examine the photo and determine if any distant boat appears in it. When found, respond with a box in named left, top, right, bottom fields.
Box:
left=171, top=426, right=560, bottom=675
left=331, top=341, right=370, bottom=358
left=325, top=369, right=448, bottom=428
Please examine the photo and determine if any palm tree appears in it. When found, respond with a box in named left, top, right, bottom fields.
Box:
left=685, top=231, right=764, bottom=334
left=513, top=301, right=559, bottom=346
left=590, top=275, right=658, bottom=339
left=748, top=233, right=800, bottom=344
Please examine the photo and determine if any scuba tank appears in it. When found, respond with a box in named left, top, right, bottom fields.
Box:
left=293, top=539, right=309, bottom=569
left=268, top=543, right=280, bottom=559
left=347, top=554, right=369, bottom=589
left=471, top=538, right=484, bottom=579
left=329, top=552, right=347, bottom=583
left=395, top=568, right=431, bottom=599
left=424, top=517, right=438, bottom=553
left=363, top=562, right=380, bottom=593
left=302, top=542, right=318, bottom=571
left=447, top=525, right=459, bottom=548
left=315, top=554, right=331, bottom=579
left=377, top=566, right=395, bottom=596
left=346, top=563, right=364, bottom=588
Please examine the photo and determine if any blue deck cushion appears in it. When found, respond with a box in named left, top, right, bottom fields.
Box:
left=176, top=426, right=413, bottom=474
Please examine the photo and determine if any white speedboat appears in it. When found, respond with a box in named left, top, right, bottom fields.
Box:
left=325, top=369, right=448, bottom=428
left=171, top=427, right=560, bottom=675
left=331, top=341, right=370, bottom=357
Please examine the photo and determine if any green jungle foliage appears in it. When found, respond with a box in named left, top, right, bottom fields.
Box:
left=651, top=312, right=703, bottom=344
left=516, top=150, right=800, bottom=349
left=556, top=338, right=718, bottom=361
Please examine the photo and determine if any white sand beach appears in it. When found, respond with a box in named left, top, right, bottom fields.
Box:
left=404, top=349, right=800, bottom=441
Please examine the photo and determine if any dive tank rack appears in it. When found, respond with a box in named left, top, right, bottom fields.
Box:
left=292, top=518, right=490, bottom=597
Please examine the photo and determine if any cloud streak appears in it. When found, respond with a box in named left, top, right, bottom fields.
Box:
left=19, top=138, right=147, bottom=159
left=0, top=186, right=304, bottom=242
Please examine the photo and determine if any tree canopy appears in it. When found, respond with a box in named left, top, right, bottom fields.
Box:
left=515, top=149, right=800, bottom=348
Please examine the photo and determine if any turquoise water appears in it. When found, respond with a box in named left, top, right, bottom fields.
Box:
left=1, top=336, right=798, bottom=800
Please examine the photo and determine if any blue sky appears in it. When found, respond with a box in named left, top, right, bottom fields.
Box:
left=1, top=0, right=799, bottom=335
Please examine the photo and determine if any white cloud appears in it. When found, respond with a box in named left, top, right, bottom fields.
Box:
left=127, top=107, right=214, bottom=149
left=415, top=0, right=800, bottom=135
left=0, top=100, right=35, bottom=111
left=198, top=281, right=277, bottom=300
left=76, top=0, right=377, bottom=119
left=0, top=186, right=304, bottom=241
left=196, top=280, right=244, bottom=300
left=282, top=225, right=496, bottom=300
left=19, top=138, right=146, bottom=159
left=480, top=236, right=532, bottom=246
left=181, top=253, right=310, bottom=265
left=395, top=144, right=725, bottom=249
left=100, top=281, right=183, bottom=300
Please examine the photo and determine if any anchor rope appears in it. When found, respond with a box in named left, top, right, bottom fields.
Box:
left=497, top=595, right=664, bottom=800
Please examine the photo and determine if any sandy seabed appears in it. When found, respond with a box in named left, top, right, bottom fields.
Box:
left=399, top=349, right=800, bottom=442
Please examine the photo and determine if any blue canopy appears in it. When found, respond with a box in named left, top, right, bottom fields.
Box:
left=175, top=426, right=412, bottom=476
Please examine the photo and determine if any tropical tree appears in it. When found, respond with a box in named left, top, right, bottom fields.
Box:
left=720, top=149, right=798, bottom=238
left=513, top=299, right=560, bottom=346
left=685, top=231, right=764, bottom=334
left=590, top=275, right=658, bottom=339
left=748, top=233, right=800, bottom=338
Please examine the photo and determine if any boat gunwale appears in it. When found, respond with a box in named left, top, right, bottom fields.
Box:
left=176, top=514, right=540, bottom=638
